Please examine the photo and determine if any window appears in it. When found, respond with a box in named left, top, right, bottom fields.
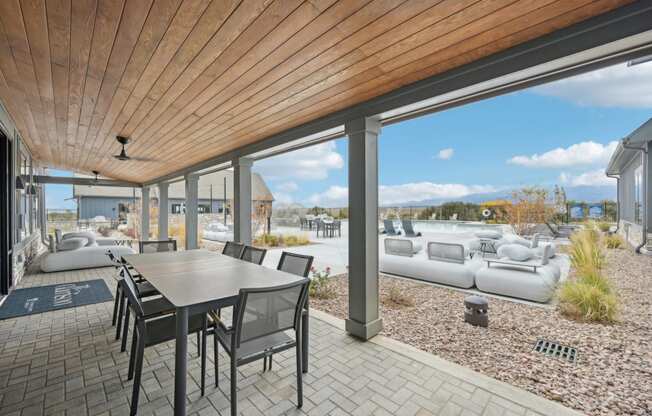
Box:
left=171, top=203, right=184, bottom=214
left=635, top=165, right=643, bottom=225
left=15, top=149, right=29, bottom=243
left=198, top=204, right=210, bottom=213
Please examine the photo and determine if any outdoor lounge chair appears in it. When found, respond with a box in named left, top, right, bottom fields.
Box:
left=401, top=219, right=422, bottom=237
left=544, top=221, right=575, bottom=238
left=383, top=219, right=401, bottom=235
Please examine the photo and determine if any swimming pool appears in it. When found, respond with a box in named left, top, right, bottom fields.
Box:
left=391, top=220, right=513, bottom=234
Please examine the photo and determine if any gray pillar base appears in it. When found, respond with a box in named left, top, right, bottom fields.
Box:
left=345, top=317, right=383, bottom=340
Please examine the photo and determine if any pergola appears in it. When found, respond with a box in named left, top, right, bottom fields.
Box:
left=2, top=1, right=652, bottom=344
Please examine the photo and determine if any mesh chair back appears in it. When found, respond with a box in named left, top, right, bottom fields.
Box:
left=54, top=229, right=63, bottom=244
left=384, top=220, right=398, bottom=235
left=427, top=242, right=465, bottom=264
left=106, top=250, right=121, bottom=266
left=384, top=238, right=414, bottom=257
left=277, top=252, right=313, bottom=277
left=241, top=246, right=267, bottom=265
left=402, top=220, right=416, bottom=235
left=120, top=267, right=145, bottom=317
left=222, top=241, right=245, bottom=259
left=234, top=280, right=309, bottom=347
left=139, top=240, right=177, bottom=253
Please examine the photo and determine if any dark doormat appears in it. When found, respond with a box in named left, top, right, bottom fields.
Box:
left=0, top=279, right=113, bottom=320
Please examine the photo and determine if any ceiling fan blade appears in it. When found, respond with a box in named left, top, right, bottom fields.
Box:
left=128, top=156, right=159, bottom=162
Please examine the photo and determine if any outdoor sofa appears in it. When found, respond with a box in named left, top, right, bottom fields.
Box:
left=380, top=238, right=481, bottom=288
left=40, top=230, right=136, bottom=272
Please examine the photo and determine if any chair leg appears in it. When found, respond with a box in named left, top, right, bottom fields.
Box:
left=230, top=359, right=237, bottom=416
left=201, top=323, right=207, bottom=396
left=130, top=337, right=145, bottom=416
left=296, top=340, right=303, bottom=408
left=214, top=329, right=219, bottom=387
left=112, top=282, right=121, bottom=326
left=128, top=329, right=138, bottom=380
left=115, top=288, right=125, bottom=340
left=121, top=303, right=131, bottom=352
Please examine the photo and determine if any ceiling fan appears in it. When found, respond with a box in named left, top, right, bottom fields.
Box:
left=113, top=136, right=156, bottom=162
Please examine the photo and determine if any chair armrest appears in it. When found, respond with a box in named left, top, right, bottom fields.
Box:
left=208, top=310, right=233, bottom=333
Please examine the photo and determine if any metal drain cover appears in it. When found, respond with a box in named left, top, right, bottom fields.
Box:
left=534, top=339, right=577, bottom=363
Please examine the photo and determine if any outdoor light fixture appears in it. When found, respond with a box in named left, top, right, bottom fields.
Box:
left=27, top=184, right=37, bottom=195
left=15, top=176, right=24, bottom=190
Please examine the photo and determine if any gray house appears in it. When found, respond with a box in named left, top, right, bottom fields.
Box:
left=606, top=118, right=652, bottom=253
left=73, top=170, right=274, bottom=221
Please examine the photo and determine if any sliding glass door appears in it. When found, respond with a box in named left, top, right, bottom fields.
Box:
left=0, top=131, right=12, bottom=295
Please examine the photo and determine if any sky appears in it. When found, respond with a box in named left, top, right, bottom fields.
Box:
left=46, top=60, right=652, bottom=209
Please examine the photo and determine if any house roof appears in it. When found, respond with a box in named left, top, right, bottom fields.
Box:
left=73, top=170, right=273, bottom=201
left=0, top=0, right=632, bottom=183
left=606, top=118, right=652, bottom=176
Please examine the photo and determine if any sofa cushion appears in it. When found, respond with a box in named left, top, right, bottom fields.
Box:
left=497, top=243, right=532, bottom=262
left=57, top=237, right=88, bottom=252
left=62, top=231, right=97, bottom=247
left=475, top=230, right=502, bottom=240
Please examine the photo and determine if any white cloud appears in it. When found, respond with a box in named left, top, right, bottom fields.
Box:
left=533, top=61, right=652, bottom=108
left=559, top=169, right=615, bottom=187
left=306, top=182, right=496, bottom=207
left=254, top=142, right=344, bottom=181
left=436, top=148, right=454, bottom=160
left=307, top=186, right=348, bottom=207
left=380, top=182, right=496, bottom=205
left=276, top=181, right=298, bottom=192
left=272, top=192, right=294, bottom=204
left=508, top=141, right=618, bottom=168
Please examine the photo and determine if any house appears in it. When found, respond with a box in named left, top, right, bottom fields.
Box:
left=72, top=170, right=274, bottom=221
left=606, top=118, right=652, bottom=252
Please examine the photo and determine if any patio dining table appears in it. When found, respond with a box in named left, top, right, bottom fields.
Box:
left=122, top=249, right=310, bottom=416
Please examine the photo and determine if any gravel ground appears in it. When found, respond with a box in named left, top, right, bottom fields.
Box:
left=310, top=248, right=652, bottom=416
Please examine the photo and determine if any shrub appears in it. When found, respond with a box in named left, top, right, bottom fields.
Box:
left=309, top=267, right=336, bottom=299
left=605, top=234, right=624, bottom=249
left=597, top=222, right=612, bottom=232
left=253, top=233, right=309, bottom=248
left=97, top=226, right=111, bottom=237
left=383, top=283, right=415, bottom=307
left=569, top=228, right=604, bottom=276
left=558, top=280, right=618, bottom=323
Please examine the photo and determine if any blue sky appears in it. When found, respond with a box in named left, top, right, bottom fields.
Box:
left=46, top=61, right=652, bottom=209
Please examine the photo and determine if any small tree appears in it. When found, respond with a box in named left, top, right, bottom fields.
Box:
left=505, top=187, right=552, bottom=235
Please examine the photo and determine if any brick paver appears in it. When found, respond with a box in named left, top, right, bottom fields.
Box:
left=0, top=266, right=554, bottom=416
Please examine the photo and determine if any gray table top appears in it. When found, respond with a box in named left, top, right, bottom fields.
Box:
left=123, top=249, right=306, bottom=308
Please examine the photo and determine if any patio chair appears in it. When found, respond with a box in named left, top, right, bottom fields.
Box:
left=401, top=219, right=422, bottom=237
left=544, top=221, right=574, bottom=238
left=208, top=279, right=310, bottom=416
left=120, top=267, right=208, bottom=416
left=138, top=239, right=177, bottom=253
left=240, top=245, right=267, bottom=265
left=277, top=251, right=314, bottom=277
left=119, top=267, right=178, bottom=353
left=383, top=219, right=401, bottom=235
left=222, top=241, right=245, bottom=258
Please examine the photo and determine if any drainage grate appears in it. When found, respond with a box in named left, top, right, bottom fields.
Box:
left=533, top=339, right=578, bottom=363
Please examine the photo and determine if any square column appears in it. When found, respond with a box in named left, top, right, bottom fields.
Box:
left=158, top=182, right=169, bottom=240
left=185, top=174, right=199, bottom=249
left=345, top=116, right=383, bottom=340
left=141, top=186, right=150, bottom=241
left=233, top=158, right=253, bottom=245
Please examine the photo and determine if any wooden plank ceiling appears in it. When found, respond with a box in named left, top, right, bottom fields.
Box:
left=0, top=0, right=632, bottom=182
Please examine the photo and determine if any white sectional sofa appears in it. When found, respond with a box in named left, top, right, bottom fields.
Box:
left=380, top=238, right=482, bottom=289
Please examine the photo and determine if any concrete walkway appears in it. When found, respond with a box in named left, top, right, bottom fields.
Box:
left=0, top=265, right=582, bottom=416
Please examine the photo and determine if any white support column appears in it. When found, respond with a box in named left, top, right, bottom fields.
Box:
left=158, top=182, right=169, bottom=240
left=141, top=186, right=150, bottom=241
left=345, top=116, right=383, bottom=340
left=185, top=174, right=199, bottom=249
left=233, top=158, right=253, bottom=245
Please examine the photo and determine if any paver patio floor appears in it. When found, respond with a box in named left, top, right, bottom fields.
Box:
left=0, top=266, right=579, bottom=416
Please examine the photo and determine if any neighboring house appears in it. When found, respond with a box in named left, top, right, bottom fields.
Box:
left=73, top=170, right=274, bottom=221
left=606, top=118, right=652, bottom=252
